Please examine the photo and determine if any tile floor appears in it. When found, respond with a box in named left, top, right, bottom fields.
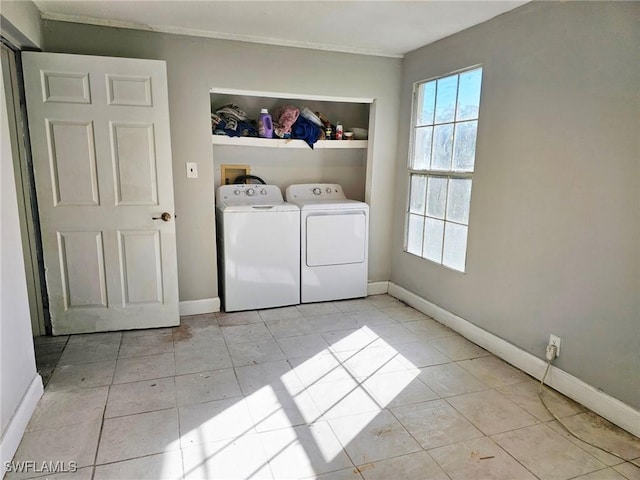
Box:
left=14, top=295, right=640, bottom=480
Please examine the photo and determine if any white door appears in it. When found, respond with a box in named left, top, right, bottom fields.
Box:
left=22, top=52, right=179, bottom=335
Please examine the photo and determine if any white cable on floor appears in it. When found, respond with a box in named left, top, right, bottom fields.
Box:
left=538, top=349, right=629, bottom=463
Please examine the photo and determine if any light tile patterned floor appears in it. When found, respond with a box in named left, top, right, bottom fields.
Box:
left=13, top=295, right=640, bottom=480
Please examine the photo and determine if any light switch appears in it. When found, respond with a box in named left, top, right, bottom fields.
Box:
left=186, top=162, right=198, bottom=179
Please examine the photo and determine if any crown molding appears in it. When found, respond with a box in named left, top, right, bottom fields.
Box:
left=40, top=12, right=404, bottom=59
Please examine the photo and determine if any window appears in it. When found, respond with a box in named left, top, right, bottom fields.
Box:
left=405, top=67, right=482, bottom=272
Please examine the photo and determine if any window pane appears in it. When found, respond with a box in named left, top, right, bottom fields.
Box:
left=407, top=214, right=424, bottom=256
left=443, top=223, right=468, bottom=272
left=424, top=218, right=444, bottom=263
left=416, top=81, right=436, bottom=126
left=432, top=124, right=454, bottom=170
left=434, top=75, right=458, bottom=124
left=409, top=175, right=427, bottom=215
left=446, top=178, right=472, bottom=225
left=452, top=121, right=477, bottom=172
left=412, top=126, right=433, bottom=170
left=408, top=66, right=481, bottom=271
left=426, top=176, right=447, bottom=219
left=456, top=68, right=482, bottom=121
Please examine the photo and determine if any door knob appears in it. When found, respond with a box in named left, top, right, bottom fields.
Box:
left=152, top=212, right=172, bottom=221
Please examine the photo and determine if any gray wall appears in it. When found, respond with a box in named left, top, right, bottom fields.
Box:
left=1, top=0, right=41, bottom=464
left=212, top=146, right=368, bottom=202
left=41, top=21, right=402, bottom=302
left=1, top=47, right=40, bottom=457
left=391, top=2, right=640, bottom=409
left=1, top=58, right=38, bottom=435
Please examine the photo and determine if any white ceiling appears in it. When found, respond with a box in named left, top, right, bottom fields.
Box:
left=34, top=0, right=528, bottom=58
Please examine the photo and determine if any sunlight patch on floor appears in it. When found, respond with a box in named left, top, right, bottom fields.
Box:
left=183, top=325, right=420, bottom=474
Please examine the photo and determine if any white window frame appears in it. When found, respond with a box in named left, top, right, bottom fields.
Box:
left=405, top=66, right=483, bottom=273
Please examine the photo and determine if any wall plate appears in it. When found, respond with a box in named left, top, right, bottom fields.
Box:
left=186, top=162, right=198, bottom=178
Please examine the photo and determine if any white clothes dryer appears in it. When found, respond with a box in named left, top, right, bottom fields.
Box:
left=216, top=184, right=300, bottom=311
left=285, top=184, right=369, bottom=303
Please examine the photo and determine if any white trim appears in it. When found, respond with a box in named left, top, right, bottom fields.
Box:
left=0, top=15, right=41, bottom=50
left=0, top=18, right=34, bottom=50
left=388, top=282, right=640, bottom=438
left=40, top=13, right=404, bottom=59
left=211, top=136, right=368, bottom=150
left=0, top=374, right=43, bottom=476
left=210, top=87, right=374, bottom=104
left=367, top=281, right=389, bottom=296
left=179, top=297, right=220, bottom=316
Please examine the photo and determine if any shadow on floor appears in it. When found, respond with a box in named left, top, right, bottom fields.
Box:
left=33, top=335, right=69, bottom=387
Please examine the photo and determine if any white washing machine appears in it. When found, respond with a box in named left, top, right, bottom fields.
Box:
left=285, top=184, right=369, bottom=303
left=216, top=184, right=300, bottom=311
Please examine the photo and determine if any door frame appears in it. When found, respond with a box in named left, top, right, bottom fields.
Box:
left=1, top=40, right=49, bottom=336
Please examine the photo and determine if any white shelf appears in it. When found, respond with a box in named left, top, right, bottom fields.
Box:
left=211, top=135, right=367, bottom=149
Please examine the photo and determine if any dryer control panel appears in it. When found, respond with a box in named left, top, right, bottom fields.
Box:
left=285, top=184, right=346, bottom=201
left=216, top=184, right=284, bottom=205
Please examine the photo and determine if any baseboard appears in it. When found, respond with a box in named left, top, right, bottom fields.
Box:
left=1, top=374, right=43, bottom=477
left=178, top=297, right=220, bottom=316
left=367, top=281, right=389, bottom=296
left=388, top=282, right=640, bottom=438
left=179, top=289, right=391, bottom=315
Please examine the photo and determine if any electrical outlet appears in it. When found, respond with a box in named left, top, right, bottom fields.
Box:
left=548, top=334, right=561, bottom=357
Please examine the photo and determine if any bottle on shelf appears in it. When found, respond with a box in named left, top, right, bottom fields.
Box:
left=325, top=125, right=332, bottom=140
left=336, top=122, right=343, bottom=140
left=258, top=108, right=273, bottom=138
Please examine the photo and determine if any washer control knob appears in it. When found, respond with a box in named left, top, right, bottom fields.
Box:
left=234, top=190, right=241, bottom=195
left=260, top=189, right=267, bottom=195
left=326, top=187, right=332, bottom=194
left=246, top=188, right=256, bottom=196
left=312, top=187, right=322, bottom=195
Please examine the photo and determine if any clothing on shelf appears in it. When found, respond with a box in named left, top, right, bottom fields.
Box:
left=291, top=114, right=321, bottom=148
left=273, top=105, right=300, bottom=139
left=210, top=103, right=346, bottom=145
left=212, top=104, right=257, bottom=137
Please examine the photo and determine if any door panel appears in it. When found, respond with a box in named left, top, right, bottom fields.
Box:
left=57, top=231, right=107, bottom=309
left=111, top=123, right=158, bottom=205
left=42, top=71, right=91, bottom=104
left=47, top=120, right=99, bottom=206
left=23, top=52, right=179, bottom=334
left=107, top=75, right=152, bottom=106
left=118, top=230, right=163, bottom=305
